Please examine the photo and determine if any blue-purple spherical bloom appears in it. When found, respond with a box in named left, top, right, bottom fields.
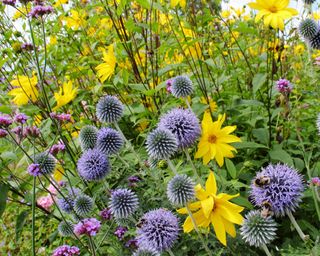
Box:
left=97, top=127, right=123, bottom=155
left=73, top=194, right=94, bottom=217
left=109, top=188, right=139, bottom=219
left=250, top=163, right=304, bottom=216
left=57, top=188, right=80, bottom=213
left=167, top=174, right=195, bottom=206
left=171, top=75, right=193, bottom=98
left=79, top=125, right=98, bottom=151
left=58, top=221, right=74, bottom=237
left=77, top=149, right=110, bottom=181
left=96, top=95, right=124, bottom=123
left=33, top=152, right=56, bottom=175
left=137, top=208, right=179, bottom=252
left=146, top=128, right=178, bottom=160
left=52, top=245, right=80, bottom=256
left=133, top=248, right=160, bottom=256
left=158, top=108, right=201, bottom=149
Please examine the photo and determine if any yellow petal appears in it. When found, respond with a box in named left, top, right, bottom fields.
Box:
left=201, top=197, right=214, bottom=219
left=205, top=171, right=217, bottom=195
left=211, top=211, right=227, bottom=246
left=222, top=217, right=236, bottom=238
left=182, top=210, right=206, bottom=233
left=177, top=201, right=201, bottom=214
left=195, top=184, right=209, bottom=200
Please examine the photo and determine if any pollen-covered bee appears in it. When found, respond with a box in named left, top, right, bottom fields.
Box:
left=136, top=218, right=147, bottom=228
left=261, top=201, right=273, bottom=218
left=254, top=176, right=271, bottom=187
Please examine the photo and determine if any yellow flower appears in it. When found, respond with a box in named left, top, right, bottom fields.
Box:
left=177, top=171, right=244, bottom=246
left=64, top=10, right=87, bottom=30
left=54, top=80, right=77, bottom=110
left=96, top=44, right=116, bottom=82
left=248, top=0, right=298, bottom=30
left=9, top=75, right=38, bottom=106
left=53, top=0, right=68, bottom=7
left=48, top=36, right=57, bottom=46
left=53, top=166, right=65, bottom=182
left=200, top=97, right=217, bottom=113
left=294, top=44, right=305, bottom=55
left=170, top=0, right=186, bottom=8
left=195, top=112, right=241, bottom=166
left=312, top=11, right=320, bottom=20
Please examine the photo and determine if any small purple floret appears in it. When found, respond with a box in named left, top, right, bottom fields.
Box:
left=74, top=218, right=101, bottom=236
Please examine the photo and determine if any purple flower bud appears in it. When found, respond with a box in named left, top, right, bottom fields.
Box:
left=49, top=142, right=65, bottom=156
left=0, top=129, right=8, bottom=138
left=114, top=226, right=128, bottom=240
left=50, top=113, right=72, bottom=122
left=311, top=177, right=320, bottom=186
left=14, top=113, right=28, bottom=124
left=166, top=79, right=172, bottom=93
left=29, top=5, right=54, bottom=18
left=276, top=79, right=293, bottom=94
left=52, top=245, right=80, bottom=256
left=21, top=43, right=34, bottom=51
left=27, top=163, right=41, bottom=176
left=2, top=0, right=16, bottom=6
left=125, top=238, right=138, bottom=249
left=24, top=126, right=40, bottom=137
left=0, top=114, right=13, bottom=127
left=100, top=208, right=112, bottom=221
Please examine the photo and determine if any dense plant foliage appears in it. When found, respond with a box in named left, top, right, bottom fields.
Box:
left=0, top=0, right=320, bottom=255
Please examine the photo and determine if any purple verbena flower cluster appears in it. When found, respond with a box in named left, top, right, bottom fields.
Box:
left=0, top=114, right=13, bottom=127
left=2, top=0, right=16, bottom=6
left=50, top=112, right=72, bottom=122
left=27, top=163, right=41, bottom=176
left=29, top=5, right=54, bottom=18
left=100, top=208, right=112, bottom=220
left=49, top=142, right=65, bottom=155
left=52, top=245, right=80, bottom=256
left=311, top=177, right=320, bottom=186
left=0, top=129, right=8, bottom=138
left=276, top=78, right=293, bottom=94
left=74, top=218, right=101, bottom=236
left=114, top=226, right=128, bottom=240
left=14, top=113, right=28, bottom=124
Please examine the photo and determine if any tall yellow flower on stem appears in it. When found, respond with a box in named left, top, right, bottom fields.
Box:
left=248, top=0, right=298, bottom=30
left=195, top=112, right=241, bottom=167
left=95, top=44, right=116, bottom=83
left=54, top=80, right=77, bottom=110
left=8, top=75, right=38, bottom=106
left=177, top=171, right=244, bottom=246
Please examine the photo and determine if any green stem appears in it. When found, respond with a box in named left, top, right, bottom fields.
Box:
left=286, top=210, right=309, bottom=241
left=184, top=149, right=201, bottom=184
left=185, top=98, right=192, bottom=111
left=31, top=176, right=36, bottom=256
left=261, top=243, right=272, bottom=256
left=89, top=236, right=97, bottom=256
left=186, top=205, right=212, bottom=255
left=96, top=220, right=114, bottom=251
left=166, top=158, right=178, bottom=175
left=167, top=248, right=175, bottom=256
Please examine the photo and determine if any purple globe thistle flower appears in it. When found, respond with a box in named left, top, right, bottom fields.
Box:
left=29, top=5, right=54, bottom=18
left=77, top=149, right=110, bottom=181
left=14, top=113, right=28, bottom=124
left=27, top=163, right=41, bottom=176
left=0, top=129, right=8, bottom=138
left=146, top=128, right=178, bottom=160
left=0, top=114, right=13, bottom=127
left=49, top=142, right=65, bottom=156
left=276, top=79, right=293, bottom=94
left=109, top=188, right=139, bottom=219
left=96, top=95, right=124, bottom=123
left=96, top=127, right=123, bottom=155
left=137, top=208, right=179, bottom=252
left=57, top=188, right=80, bottom=213
left=114, top=226, right=128, bottom=240
left=52, top=245, right=80, bottom=256
left=171, top=75, right=193, bottom=98
left=24, top=126, right=40, bottom=137
left=250, top=163, right=304, bottom=216
left=158, top=108, right=201, bottom=149
left=74, top=218, right=101, bottom=236
left=100, top=208, right=112, bottom=220
left=2, top=0, right=16, bottom=6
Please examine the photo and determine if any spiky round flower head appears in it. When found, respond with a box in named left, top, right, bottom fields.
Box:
left=158, top=108, right=201, bottom=149
left=309, top=31, right=320, bottom=50
left=109, top=188, right=139, bottom=219
left=250, top=163, right=304, bottom=216
left=133, top=248, right=160, bottom=256
left=77, top=149, right=110, bottom=181
left=167, top=174, right=195, bottom=206
left=298, top=19, right=319, bottom=40
left=240, top=210, right=277, bottom=247
left=304, top=0, right=316, bottom=4
left=33, top=152, right=56, bottom=175
left=316, top=113, right=320, bottom=134
left=146, top=128, right=178, bottom=160
left=96, top=95, right=124, bottom=123
left=171, top=75, right=193, bottom=98
left=137, top=208, right=179, bottom=252
left=57, top=188, right=80, bottom=213
left=97, top=127, right=123, bottom=155
left=74, top=194, right=94, bottom=217
left=58, top=221, right=74, bottom=237
left=79, top=125, right=98, bottom=151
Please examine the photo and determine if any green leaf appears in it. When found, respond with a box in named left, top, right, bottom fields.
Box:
left=252, top=128, right=269, bottom=145
left=15, top=210, right=29, bottom=241
left=225, top=159, right=237, bottom=179
left=269, top=148, right=294, bottom=166
left=233, top=142, right=268, bottom=149
left=252, top=73, right=267, bottom=95
left=0, top=183, right=9, bottom=218
left=136, top=0, right=150, bottom=9
left=231, top=196, right=253, bottom=210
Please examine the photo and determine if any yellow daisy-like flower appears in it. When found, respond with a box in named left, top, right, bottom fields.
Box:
left=248, top=0, right=298, bottom=31
left=64, top=10, right=87, bottom=30
left=53, top=166, right=65, bottom=182
left=96, top=44, right=116, bottom=82
left=195, top=112, right=241, bottom=167
left=54, top=80, right=77, bottom=110
left=8, top=75, right=38, bottom=106
left=177, top=171, right=244, bottom=246
left=170, top=0, right=186, bottom=8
